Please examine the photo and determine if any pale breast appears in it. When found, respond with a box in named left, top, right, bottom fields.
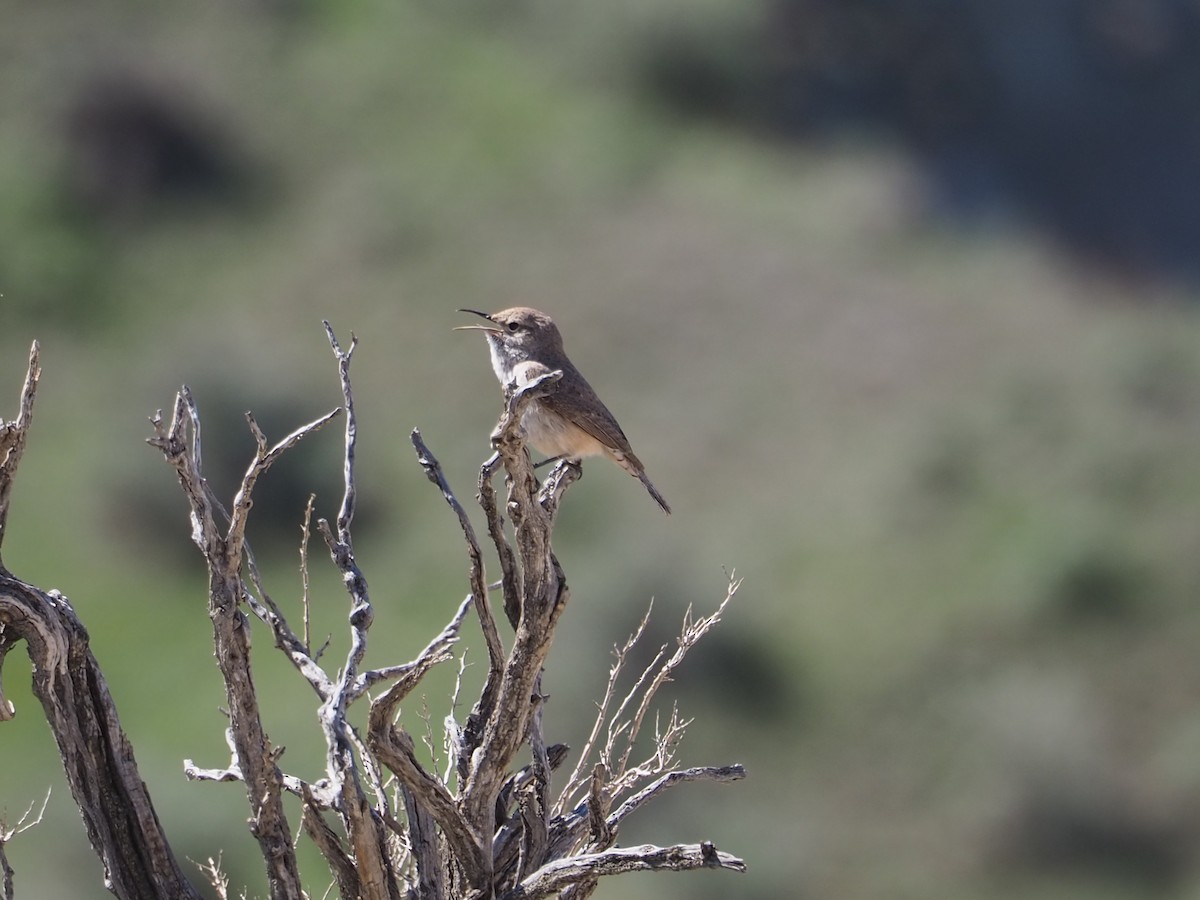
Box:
left=522, top=402, right=608, bottom=459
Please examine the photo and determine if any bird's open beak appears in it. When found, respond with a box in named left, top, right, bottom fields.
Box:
left=453, top=309, right=502, bottom=332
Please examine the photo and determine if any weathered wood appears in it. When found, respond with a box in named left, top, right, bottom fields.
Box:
left=498, top=842, right=747, bottom=900
left=0, top=343, right=38, bottom=562
left=0, top=575, right=203, bottom=900
left=149, top=387, right=317, bottom=900
left=0, top=332, right=748, bottom=900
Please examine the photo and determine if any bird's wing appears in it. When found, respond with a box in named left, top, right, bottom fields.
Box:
left=541, top=372, right=639, bottom=461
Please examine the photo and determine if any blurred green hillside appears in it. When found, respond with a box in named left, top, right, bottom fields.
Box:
left=3, top=3, right=1200, bottom=899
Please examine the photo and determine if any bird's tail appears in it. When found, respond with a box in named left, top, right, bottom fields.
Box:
left=637, top=470, right=672, bottom=515
left=609, top=446, right=672, bottom=514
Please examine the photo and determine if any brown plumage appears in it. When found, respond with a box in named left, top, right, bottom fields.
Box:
left=456, top=307, right=671, bottom=514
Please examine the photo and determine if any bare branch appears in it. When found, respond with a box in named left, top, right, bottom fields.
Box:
left=601, top=643, right=667, bottom=775
left=0, top=576, right=204, bottom=899
left=610, top=576, right=740, bottom=787
left=400, top=783, right=446, bottom=900
left=555, top=603, right=653, bottom=816
left=6, top=332, right=747, bottom=900
left=371, top=723, right=490, bottom=888
left=478, top=451, right=521, bottom=630
left=443, top=650, right=470, bottom=784
left=226, top=407, right=342, bottom=568
left=301, top=493, right=316, bottom=655
left=182, top=385, right=203, bottom=474
left=311, top=322, right=399, bottom=900
left=241, top=550, right=332, bottom=699
left=499, top=843, right=746, bottom=900
left=411, top=429, right=505, bottom=676
left=151, top=385, right=307, bottom=898
left=0, top=789, right=51, bottom=840
left=147, top=388, right=222, bottom=559
left=460, top=373, right=572, bottom=839
left=587, top=765, right=612, bottom=847
left=0, top=341, right=39, bottom=556
left=535, top=458, right=582, bottom=521
left=456, top=450, right=518, bottom=782
left=492, top=744, right=570, bottom=889
left=183, top=728, right=321, bottom=798
left=0, top=624, right=17, bottom=723
left=301, top=790, right=361, bottom=900
left=355, top=594, right=471, bottom=706
left=193, top=855, right=231, bottom=900
left=184, top=760, right=242, bottom=783
left=365, top=599, right=486, bottom=885
left=607, top=765, right=746, bottom=830
left=1, top=823, right=10, bottom=900
left=0, top=788, right=51, bottom=900
left=318, top=323, right=373, bottom=703
left=322, top=320, right=358, bottom=539
left=516, top=680, right=551, bottom=882
left=551, top=765, right=612, bottom=900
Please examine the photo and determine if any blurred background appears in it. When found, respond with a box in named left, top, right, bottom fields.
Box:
left=2, top=1, right=1200, bottom=898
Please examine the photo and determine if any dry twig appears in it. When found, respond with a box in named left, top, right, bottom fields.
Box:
left=0, top=790, right=50, bottom=900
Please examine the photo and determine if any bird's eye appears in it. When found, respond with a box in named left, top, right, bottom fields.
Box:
left=506, top=321, right=521, bottom=333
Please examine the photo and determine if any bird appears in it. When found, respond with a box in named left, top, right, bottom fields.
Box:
left=456, top=307, right=671, bottom=514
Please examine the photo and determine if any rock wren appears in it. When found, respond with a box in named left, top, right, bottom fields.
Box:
left=456, top=307, right=671, bottom=514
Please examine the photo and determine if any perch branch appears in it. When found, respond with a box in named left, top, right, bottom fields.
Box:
left=535, top=459, right=581, bottom=521
left=460, top=372, right=571, bottom=839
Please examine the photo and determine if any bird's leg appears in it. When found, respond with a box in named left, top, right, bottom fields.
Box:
left=533, top=455, right=565, bottom=470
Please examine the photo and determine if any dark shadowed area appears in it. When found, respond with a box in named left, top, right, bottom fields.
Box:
left=641, top=0, right=1200, bottom=280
